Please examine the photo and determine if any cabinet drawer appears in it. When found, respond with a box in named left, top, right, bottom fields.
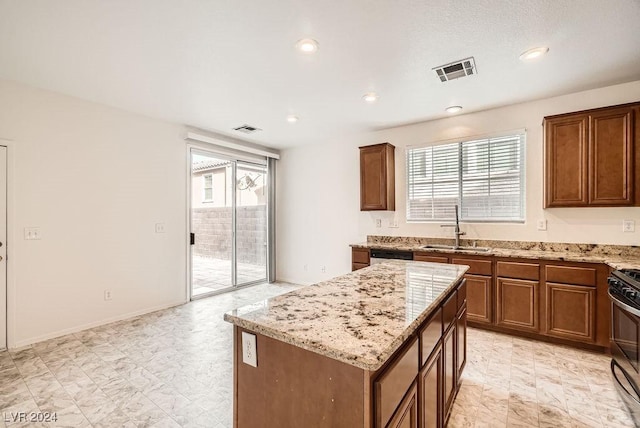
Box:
left=443, top=292, right=457, bottom=327
left=352, top=262, right=369, bottom=271
left=414, top=253, right=449, bottom=264
left=496, top=261, right=540, bottom=280
left=451, top=258, right=492, bottom=276
left=420, top=308, right=442, bottom=366
left=352, top=248, right=370, bottom=264
left=375, top=338, right=419, bottom=428
left=545, top=265, right=596, bottom=286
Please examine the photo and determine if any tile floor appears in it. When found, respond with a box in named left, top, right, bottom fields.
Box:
left=191, top=256, right=266, bottom=296
left=0, top=282, right=635, bottom=427
left=448, top=328, right=635, bottom=427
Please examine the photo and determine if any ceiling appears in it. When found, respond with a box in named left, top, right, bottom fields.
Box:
left=1, top=1, right=639, bottom=149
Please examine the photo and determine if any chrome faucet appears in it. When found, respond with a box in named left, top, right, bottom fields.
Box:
left=440, top=204, right=466, bottom=249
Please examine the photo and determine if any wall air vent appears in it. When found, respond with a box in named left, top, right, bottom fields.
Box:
left=233, top=124, right=262, bottom=134
left=433, top=57, right=476, bottom=82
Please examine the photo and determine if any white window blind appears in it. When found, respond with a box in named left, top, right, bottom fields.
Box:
left=407, top=133, right=525, bottom=222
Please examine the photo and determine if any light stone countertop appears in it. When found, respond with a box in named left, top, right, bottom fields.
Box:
left=224, top=260, right=468, bottom=371
left=351, top=237, right=640, bottom=271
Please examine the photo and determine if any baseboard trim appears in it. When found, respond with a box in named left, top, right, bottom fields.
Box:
left=9, top=298, right=188, bottom=349
left=275, top=276, right=313, bottom=287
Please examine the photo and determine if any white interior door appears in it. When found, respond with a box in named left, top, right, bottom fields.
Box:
left=0, top=146, right=6, bottom=350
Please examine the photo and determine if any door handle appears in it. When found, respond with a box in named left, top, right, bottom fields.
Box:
left=190, top=233, right=195, bottom=246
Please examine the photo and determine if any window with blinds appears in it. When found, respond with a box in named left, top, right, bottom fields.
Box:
left=407, top=133, right=525, bottom=222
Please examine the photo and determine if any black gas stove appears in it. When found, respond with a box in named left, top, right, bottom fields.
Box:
left=609, top=268, right=640, bottom=426
left=609, top=269, right=640, bottom=310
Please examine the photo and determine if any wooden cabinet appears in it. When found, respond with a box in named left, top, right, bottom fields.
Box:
left=445, top=257, right=491, bottom=326
left=496, top=277, right=539, bottom=332
left=352, top=248, right=370, bottom=271
left=544, top=115, right=589, bottom=207
left=442, top=324, right=456, bottom=418
left=464, top=275, right=491, bottom=324
left=374, top=339, right=419, bottom=428
left=414, top=253, right=449, bottom=264
left=388, top=382, right=418, bottom=428
left=590, top=107, right=635, bottom=205
left=419, top=344, right=442, bottom=428
left=456, top=304, right=467, bottom=382
left=544, top=264, right=597, bottom=343
left=360, top=143, right=395, bottom=211
left=545, top=282, right=596, bottom=343
left=544, top=102, right=638, bottom=207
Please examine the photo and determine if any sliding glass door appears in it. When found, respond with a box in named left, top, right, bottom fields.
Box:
left=189, top=149, right=268, bottom=298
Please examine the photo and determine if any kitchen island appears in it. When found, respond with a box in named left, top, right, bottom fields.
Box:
left=224, top=260, right=469, bottom=428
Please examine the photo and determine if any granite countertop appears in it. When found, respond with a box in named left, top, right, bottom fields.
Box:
left=224, top=260, right=468, bottom=371
left=351, top=237, right=640, bottom=271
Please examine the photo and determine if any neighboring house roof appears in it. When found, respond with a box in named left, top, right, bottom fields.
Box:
left=192, top=159, right=230, bottom=172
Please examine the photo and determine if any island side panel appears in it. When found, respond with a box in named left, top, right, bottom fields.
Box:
left=234, top=326, right=369, bottom=428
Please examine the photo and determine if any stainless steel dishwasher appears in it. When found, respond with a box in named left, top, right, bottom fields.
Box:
left=369, top=249, right=414, bottom=265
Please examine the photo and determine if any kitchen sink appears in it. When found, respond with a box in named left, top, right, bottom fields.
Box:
left=421, top=244, right=491, bottom=252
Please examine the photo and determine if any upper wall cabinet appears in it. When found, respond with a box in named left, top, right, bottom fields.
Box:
left=360, top=143, right=395, bottom=211
left=544, top=102, right=638, bottom=208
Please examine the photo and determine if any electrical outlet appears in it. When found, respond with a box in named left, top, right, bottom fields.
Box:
left=623, top=220, right=635, bottom=233
left=303, top=264, right=308, bottom=271
left=536, top=220, right=547, bottom=231
left=389, top=219, right=399, bottom=228
left=321, top=266, right=326, bottom=273
left=24, top=227, right=41, bottom=240
left=375, top=219, right=382, bottom=228
left=155, top=223, right=166, bottom=233
left=104, top=290, right=112, bottom=301
left=241, top=332, right=257, bottom=367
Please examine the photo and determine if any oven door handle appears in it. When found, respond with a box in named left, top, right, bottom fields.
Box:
left=611, top=359, right=640, bottom=405
left=608, top=289, right=640, bottom=317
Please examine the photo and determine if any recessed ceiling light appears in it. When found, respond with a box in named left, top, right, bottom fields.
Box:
left=445, top=105, right=463, bottom=114
left=363, top=92, right=379, bottom=103
left=295, top=38, right=319, bottom=53
left=519, top=47, right=549, bottom=61
left=286, top=115, right=299, bottom=123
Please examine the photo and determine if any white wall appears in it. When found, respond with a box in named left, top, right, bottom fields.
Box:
left=0, top=79, right=187, bottom=347
left=276, top=80, right=640, bottom=285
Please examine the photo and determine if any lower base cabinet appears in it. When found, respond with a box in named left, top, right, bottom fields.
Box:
left=388, top=382, right=418, bottom=428
left=420, top=344, right=443, bottom=428
left=456, top=304, right=467, bottom=382
left=546, top=282, right=596, bottom=342
left=496, top=277, right=540, bottom=332
left=465, top=275, right=492, bottom=324
left=443, top=324, right=456, bottom=418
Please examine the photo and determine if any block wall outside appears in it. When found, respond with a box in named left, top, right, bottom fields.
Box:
left=192, top=205, right=266, bottom=264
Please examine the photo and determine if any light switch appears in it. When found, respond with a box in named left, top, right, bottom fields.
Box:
left=375, top=219, right=382, bottom=228
left=24, top=227, right=41, bottom=240
left=536, top=220, right=547, bottom=231
left=242, top=332, right=257, bottom=367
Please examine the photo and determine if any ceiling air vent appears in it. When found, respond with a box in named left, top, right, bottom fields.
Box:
left=233, top=124, right=262, bottom=134
left=433, top=57, right=476, bottom=82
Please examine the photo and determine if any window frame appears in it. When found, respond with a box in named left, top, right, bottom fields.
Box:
left=406, top=132, right=526, bottom=224
left=202, top=173, right=214, bottom=203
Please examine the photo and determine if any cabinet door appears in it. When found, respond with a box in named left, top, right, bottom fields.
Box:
left=443, top=325, right=456, bottom=417
left=546, top=282, right=596, bottom=343
left=465, top=274, right=492, bottom=324
left=544, top=115, right=589, bottom=207
left=360, top=143, right=395, bottom=211
left=420, top=345, right=443, bottom=428
left=387, top=382, right=418, bottom=428
left=496, top=278, right=539, bottom=332
left=589, top=107, right=635, bottom=205
left=456, top=304, right=467, bottom=383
